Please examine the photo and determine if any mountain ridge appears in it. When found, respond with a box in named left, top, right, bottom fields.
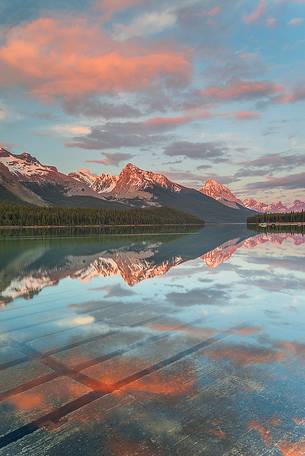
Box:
left=0, top=146, right=255, bottom=222
left=200, top=177, right=305, bottom=213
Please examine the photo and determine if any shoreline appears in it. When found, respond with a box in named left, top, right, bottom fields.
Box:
left=0, top=223, right=205, bottom=230
left=248, top=222, right=305, bottom=227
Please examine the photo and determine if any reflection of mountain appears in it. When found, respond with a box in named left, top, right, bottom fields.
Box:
left=74, top=252, right=184, bottom=287
left=1, top=228, right=303, bottom=305
left=0, top=227, right=251, bottom=305
left=202, top=232, right=305, bottom=269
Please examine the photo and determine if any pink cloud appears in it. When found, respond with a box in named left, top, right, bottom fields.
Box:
left=207, top=6, right=221, bottom=17
left=201, top=79, right=283, bottom=102
left=234, top=111, right=260, bottom=120
left=275, top=84, right=305, bottom=104
left=266, top=17, right=277, bottom=28
left=0, top=17, right=191, bottom=101
left=244, top=0, right=267, bottom=24
left=144, top=110, right=211, bottom=128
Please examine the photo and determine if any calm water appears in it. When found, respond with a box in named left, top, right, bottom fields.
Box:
left=0, top=226, right=304, bottom=456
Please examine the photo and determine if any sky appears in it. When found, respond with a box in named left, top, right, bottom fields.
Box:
left=0, top=0, right=304, bottom=203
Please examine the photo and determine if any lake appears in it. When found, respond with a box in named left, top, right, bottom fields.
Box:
left=0, top=226, right=304, bottom=455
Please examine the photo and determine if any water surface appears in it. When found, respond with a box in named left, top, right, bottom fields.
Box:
left=0, top=226, right=304, bottom=455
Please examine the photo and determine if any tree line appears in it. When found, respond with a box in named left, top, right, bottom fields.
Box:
left=248, top=211, right=305, bottom=224
left=0, top=204, right=203, bottom=227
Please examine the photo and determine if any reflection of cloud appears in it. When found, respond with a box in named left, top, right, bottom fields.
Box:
left=278, top=440, right=305, bottom=455
left=278, top=341, right=305, bottom=359
left=93, top=357, right=195, bottom=397
left=166, top=287, right=228, bottom=307
left=148, top=322, right=216, bottom=340
left=8, top=378, right=89, bottom=414
left=249, top=255, right=305, bottom=273
left=233, top=326, right=261, bottom=336
left=103, top=284, right=137, bottom=298
left=57, top=315, right=96, bottom=327
left=247, top=420, right=272, bottom=446
left=205, top=344, right=285, bottom=366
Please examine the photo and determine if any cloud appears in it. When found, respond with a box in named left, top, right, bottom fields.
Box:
left=63, top=98, right=143, bottom=119
left=113, top=10, right=177, bottom=40
left=66, top=118, right=180, bottom=150
left=266, top=17, right=277, bottom=28
left=86, top=152, right=135, bottom=166
left=240, top=152, right=305, bottom=172
left=206, top=6, right=221, bottom=17
left=233, top=111, right=260, bottom=120
left=51, top=124, right=91, bottom=136
left=164, top=141, right=228, bottom=162
left=276, top=84, right=305, bottom=104
left=288, top=17, right=304, bottom=26
left=0, top=105, right=8, bottom=120
left=143, top=110, right=211, bottom=128
left=247, top=172, right=305, bottom=190
left=0, top=16, right=191, bottom=101
left=244, top=0, right=267, bottom=24
left=200, top=79, right=283, bottom=102
left=162, top=170, right=210, bottom=187
left=96, top=0, right=145, bottom=21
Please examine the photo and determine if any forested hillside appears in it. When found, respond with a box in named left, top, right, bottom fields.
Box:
left=0, top=204, right=204, bottom=227
left=248, top=211, right=305, bottom=224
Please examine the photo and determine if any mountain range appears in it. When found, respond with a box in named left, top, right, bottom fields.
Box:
left=0, top=147, right=255, bottom=223
left=0, top=146, right=303, bottom=223
left=200, top=179, right=305, bottom=213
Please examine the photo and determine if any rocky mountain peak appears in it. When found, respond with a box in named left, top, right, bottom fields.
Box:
left=113, top=163, right=183, bottom=196
left=200, top=178, right=243, bottom=205
left=0, top=147, right=11, bottom=157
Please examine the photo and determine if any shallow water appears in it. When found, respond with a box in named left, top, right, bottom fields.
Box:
left=0, top=226, right=304, bottom=455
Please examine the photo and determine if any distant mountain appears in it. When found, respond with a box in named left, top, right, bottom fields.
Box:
left=200, top=179, right=244, bottom=209
left=68, top=169, right=118, bottom=193
left=108, top=163, right=255, bottom=222
left=200, top=178, right=305, bottom=213
left=0, top=160, right=46, bottom=206
left=243, top=198, right=305, bottom=213
left=0, top=147, right=125, bottom=209
left=112, top=163, right=183, bottom=199
left=0, top=149, right=256, bottom=222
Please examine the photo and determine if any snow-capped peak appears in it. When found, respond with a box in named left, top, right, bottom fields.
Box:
left=0, top=147, right=11, bottom=157
left=200, top=179, right=244, bottom=208
left=0, top=149, right=60, bottom=181
left=243, top=198, right=305, bottom=213
left=69, top=169, right=119, bottom=193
